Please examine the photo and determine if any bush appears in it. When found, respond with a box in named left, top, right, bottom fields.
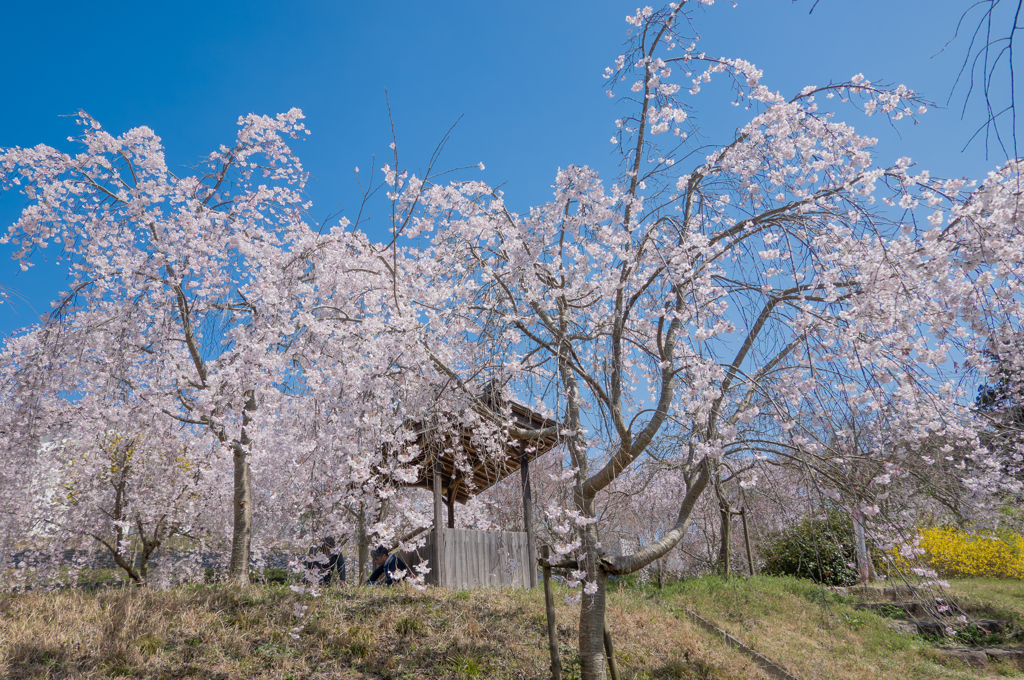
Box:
left=917, top=526, right=1024, bottom=579
left=760, top=510, right=859, bottom=586
left=261, top=567, right=291, bottom=584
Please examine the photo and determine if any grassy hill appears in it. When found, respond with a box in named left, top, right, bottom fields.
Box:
left=1, top=576, right=1020, bottom=679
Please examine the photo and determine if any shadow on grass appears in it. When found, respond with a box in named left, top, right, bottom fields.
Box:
left=6, top=642, right=70, bottom=679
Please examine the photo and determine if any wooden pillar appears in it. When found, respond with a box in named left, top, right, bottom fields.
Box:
left=433, top=454, right=445, bottom=587
left=446, top=477, right=460, bottom=529
left=446, top=493, right=456, bottom=529
left=603, top=625, right=621, bottom=680
left=541, top=545, right=562, bottom=680
left=741, top=507, right=756, bottom=577
left=520, top=450, right=538, bottom=588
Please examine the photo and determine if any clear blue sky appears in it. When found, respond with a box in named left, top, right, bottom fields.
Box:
left=0, top=1, right=1016, bottom=336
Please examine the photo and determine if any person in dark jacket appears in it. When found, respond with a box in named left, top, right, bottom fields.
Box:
left=304, top=536, right=346, bottom=586
left=367, top=546, right=408, bottom=585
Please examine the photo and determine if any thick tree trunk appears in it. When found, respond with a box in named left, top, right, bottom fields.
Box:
left=136, top=516, right=168, bottom=583
left=852, top=509, right=875, bottom=583
left=229, top=449, right=252, bottom=583
left=572, top=458, right=711, bottom=678
left=578, top=532, right=609, bottom=680
left=228, top=391, right=257, bottom=584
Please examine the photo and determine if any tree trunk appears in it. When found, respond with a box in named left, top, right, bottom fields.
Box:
left=229, top=449, right=252, bottom=583
left=575, top=458, right=711, bottom=680
left=852, top=509, right=873, bottom=584
left=718, top=502, right=731, bottom=579
left=136, top=516, right=168, bottom=583
left=552, top=305, right=609, bottom=678
left=357, top=505, right=370, bottom=583
left=578, top=554, right=609, bottom=680
left=228, top=391, right=257, bottom=584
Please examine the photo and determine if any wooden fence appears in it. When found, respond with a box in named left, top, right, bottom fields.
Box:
left=400, top=528, right=532, bottom=589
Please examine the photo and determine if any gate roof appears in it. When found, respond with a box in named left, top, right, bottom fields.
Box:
left=404, top=399, right=560, bottom=504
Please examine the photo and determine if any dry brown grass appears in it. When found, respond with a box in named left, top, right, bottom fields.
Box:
left=0, top=583, right=754, bottom=679
left=8, top=577, right=1016, bottom=679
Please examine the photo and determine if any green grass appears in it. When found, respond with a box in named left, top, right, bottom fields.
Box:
left=631, top=575, right=1021, bottom=680
left=947, top=578, right=1024, bottom=621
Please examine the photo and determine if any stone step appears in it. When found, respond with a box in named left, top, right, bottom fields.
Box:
left=900, top=619, right=1014, bottom=638
left=848, top=584, right=923, bottom=599
left=937, top=647, right=1024, bottom=669
left=855, top=601, right=929, bottom=617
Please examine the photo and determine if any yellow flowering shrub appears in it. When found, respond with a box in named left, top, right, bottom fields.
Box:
left=914, top=526, right=1024, bottom=579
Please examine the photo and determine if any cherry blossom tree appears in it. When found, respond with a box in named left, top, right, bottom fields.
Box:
left=0, top=101, right=496, bottom=589
left=42, top=420, right=209, bottom=587
left=0, top=109, right=407, bottom=583
left=380, top=3, right=1023, bottom=676
left=0, top=323, right=221, bottom=589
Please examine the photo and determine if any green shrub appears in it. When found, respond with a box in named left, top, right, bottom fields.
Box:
left=261, top=567, right=291, bottom=584
left=760, top=510, right=859, bottom=586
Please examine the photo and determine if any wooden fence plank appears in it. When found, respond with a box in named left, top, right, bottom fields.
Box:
left=418, top=529, right=531, bottom=590
left=469, top=532, right=476, bottom=587
left=475, top=530, right=484, bottom=588
left=452, top=531, right=460, bottom=589
left=496, top=533, right=504, bottom=587
left=480, top=532, right=489, bottom=587
left=423, top=533, right=434, bottom=586
left=445, top=531, right=456, bottom=588
left=516, top=533, right=525, bottom=586
left=468, top=531, right=476, bottom=587
left=495, top=533, right=504, bottom=586
left=507, top=535, right=515, bottom=586
left=459, top=531, right=468, bottom=589
left=487, top=532, right=496, bottom=587
left=518, top=534, right=527, bottom=587
left=507, top=534, right=515, bottom=586
left=520, top=533, right=530, bottom=587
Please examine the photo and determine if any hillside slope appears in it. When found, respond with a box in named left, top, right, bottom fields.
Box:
left=0, top=577, right=1018, bottom=679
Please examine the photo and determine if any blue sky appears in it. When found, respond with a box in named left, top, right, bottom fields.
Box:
left=0, top=0, right=1017, bottom=337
